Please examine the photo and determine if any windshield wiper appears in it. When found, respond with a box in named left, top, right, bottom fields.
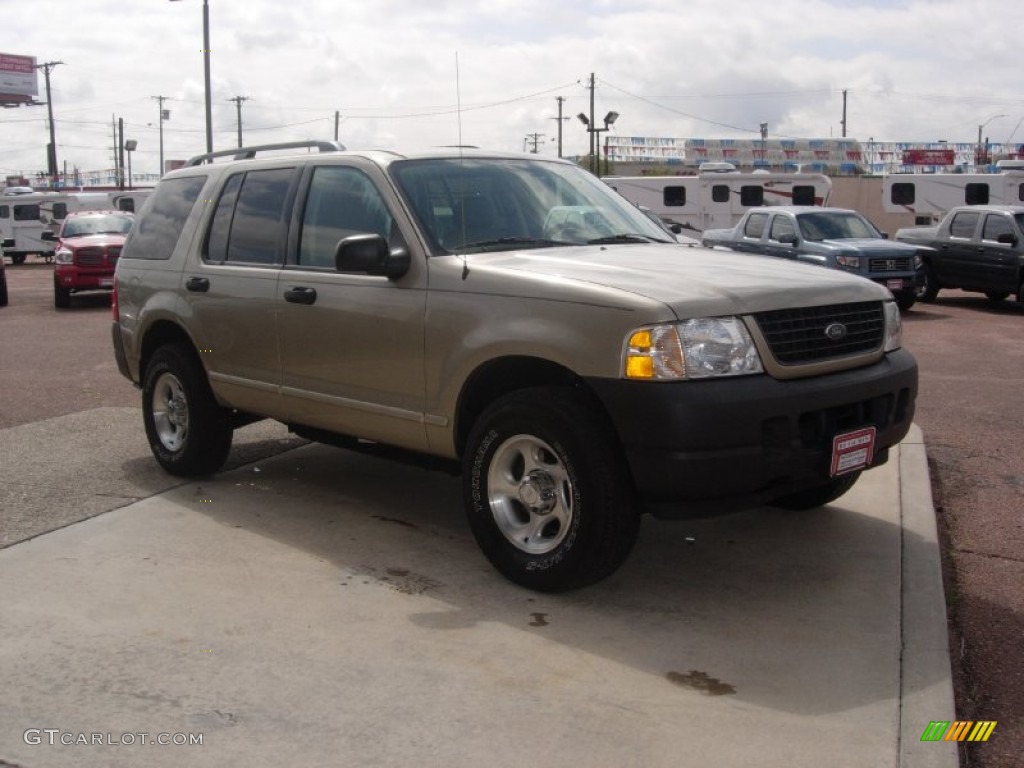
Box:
left=587, top=233, right=663, bottom=244
left=456, top=237, right=569, bottom=251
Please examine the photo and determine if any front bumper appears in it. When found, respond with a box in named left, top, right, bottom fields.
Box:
left=586, top=349, right=917, bottom=517
left=55, top=267, right=115, bottom=291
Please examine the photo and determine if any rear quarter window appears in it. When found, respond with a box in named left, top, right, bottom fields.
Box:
left=743, top=212, right=769, bottom=238
left=122, top=176, right=207, bottom=260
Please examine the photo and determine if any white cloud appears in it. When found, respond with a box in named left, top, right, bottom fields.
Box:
left=3, top=0, right=1024, bottom=179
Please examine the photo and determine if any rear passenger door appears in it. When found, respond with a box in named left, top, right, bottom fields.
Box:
left=976, top=212, right=1019, bottom=293
left=937, top=210, right=980, bottom=285
left=184, top=165, right=297, bottom=419
left=275, top=162, right=429, bottom=452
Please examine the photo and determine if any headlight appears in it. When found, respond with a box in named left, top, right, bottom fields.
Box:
left=835, top=254, right=860, bottom=268
left=624, top=317, right=764, bottom=380
left=55, top=248, right=73, bottom=264
left=883, top=300, right=902, bottom=351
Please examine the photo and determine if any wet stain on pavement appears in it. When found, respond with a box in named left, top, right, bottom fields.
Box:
left=666, top=670, right=736, bottom=696
left=528, top=612, right=549, bottom=627
left=371, top=515, right=418, bottom=529
left=353, top=565, right=441, bottom=595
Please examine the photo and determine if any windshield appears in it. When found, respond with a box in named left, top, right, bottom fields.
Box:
left=61, top=213, right=134, bottom=238
left=796, top=211, right=881, bottom=242
left=390, top=157, right=672, bottom=253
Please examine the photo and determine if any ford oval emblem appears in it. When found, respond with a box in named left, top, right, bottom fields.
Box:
left=825, top=322, right=848, bottom=341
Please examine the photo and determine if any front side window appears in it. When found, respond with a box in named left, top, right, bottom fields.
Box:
left=743, top=212, right=768, bottom=238
left=949, top=211, right=980, bottom=238
left=981, top=214, right=1014, bottom=242
left=769, top=215, right=796, bottom=241
left=122, top=175, right=207, bottom=261
left=298, top=166, right=393, bottom=268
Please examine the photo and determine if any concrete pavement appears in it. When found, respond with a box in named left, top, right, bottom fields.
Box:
left=0, top=423, right=958, bottom=768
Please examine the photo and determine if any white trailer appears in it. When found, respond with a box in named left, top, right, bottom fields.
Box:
left=1, top=190, right=150, bottom=263
left=881, top=171, right=1024, bottom=225
left=603, top=171, right=832, bottom=234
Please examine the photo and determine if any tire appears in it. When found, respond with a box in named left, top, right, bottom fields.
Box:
left=53, top=278, right=71, bottom=309
left=895, top=291, right=916, bottom=312
left=0, top=272, right=7, bottom=307
left=11, top=254, right=26, bottom=265
left=770, top=472, right=861, bottom=511
left=985, top=291, right=1009, bottom=302
left=463, top=388, right=640, bottom=592
left=916, top=264, right=939, bottom=303
left=142, top=343, right=233, bottom=477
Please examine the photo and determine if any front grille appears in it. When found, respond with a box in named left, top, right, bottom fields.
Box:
left=868, top=256, right=911, bottom=272
left=753, top=301, right=884, bottom=365
left=75, top=246, right=119, bottom=267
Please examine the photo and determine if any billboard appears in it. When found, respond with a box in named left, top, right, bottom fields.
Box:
left=0, top=53, right=38, bottom=105
left=901, top=149, right=956, bottom=166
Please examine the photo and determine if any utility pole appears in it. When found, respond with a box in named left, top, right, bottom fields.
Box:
left=334, top=110, right=340, bottom=141
left=229, top=95, right=250, bottom=148
left=588, top=73, right=596, bottom=173
left=112, top=115, right=120, bottom=186
left=759, top=122, right=768, bottom=167
left=841, top=89, right=848, bottom=138
left=524, top=133, right=545, bottom=154
left=36, top=61, right=64, bottom=187
left=549, top=96, right=569, bottom=158
left=153, top=95, right=169, bottom=176
left=117, top=117, right=125, bottom=191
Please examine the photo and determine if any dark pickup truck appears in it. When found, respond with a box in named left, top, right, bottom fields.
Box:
left=894, top=205, right=1024, bottom=306
left=703, top=207, right=924, bottom=311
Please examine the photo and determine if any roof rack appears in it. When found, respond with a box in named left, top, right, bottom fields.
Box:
left=185, top=140, right=345, bottom=167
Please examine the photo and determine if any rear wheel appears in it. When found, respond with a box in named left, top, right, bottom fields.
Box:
left=985, top=291, right=1009, bottom=302
left=53, top=278, right=71, bottom=309
left=463, top=388, right=640, bottom=592
left=916, top=264, right=939, bottom=303
left=895, top=291, right=916, bottom=312
left=142, top=343, right=233, bottom=477
left=11, top=254, right=26, bottom=265
left=770, top=472, right=861, bottom=511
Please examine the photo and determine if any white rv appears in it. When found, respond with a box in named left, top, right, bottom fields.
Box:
left=603, top=170, right=832, bottom=234
left=1, top=190, right=150, bottom=263
left=881, top=170, right=1024, bottom=225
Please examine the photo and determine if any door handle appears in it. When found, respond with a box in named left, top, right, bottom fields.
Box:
left=185, top=276, right=210, bottom=292
left=284, top=286, right=317, bottom=305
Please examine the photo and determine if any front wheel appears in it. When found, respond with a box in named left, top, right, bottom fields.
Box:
left=53, top=279, right=71, bottom=309
left=463, top=388, right=640, bottom=592
left=770, top=472, right=861, bottom=511
left=142, top=343, right=233, bottom=477
left=895, top=291, right=916, bottom=312
left=915, top=264, right=939, bottom=303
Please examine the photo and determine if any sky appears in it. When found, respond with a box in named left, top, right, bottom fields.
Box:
left=3, top=0, right=1024, bottom=179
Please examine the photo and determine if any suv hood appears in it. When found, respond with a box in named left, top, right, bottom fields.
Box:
left=467, top=243, right=891, bottom=318
left=61, top=233, right=128, bottom=247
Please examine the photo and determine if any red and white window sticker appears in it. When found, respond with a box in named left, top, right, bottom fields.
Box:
left=830, top=427, right=877, bottom=476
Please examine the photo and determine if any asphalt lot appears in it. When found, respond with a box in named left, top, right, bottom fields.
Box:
left=0, top=256, right=1021, bottom=767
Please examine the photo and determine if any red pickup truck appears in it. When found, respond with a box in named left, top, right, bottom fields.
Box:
left=45, top=211, right=134, bottom=308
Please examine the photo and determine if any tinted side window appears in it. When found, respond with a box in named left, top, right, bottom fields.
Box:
left=205, top=174, right=243, bottom=263
left=14, top=205, right=40, bottom=221
left=740, top=186, right=764, bottom=207
left=964, top=183, right=989, bottom=205
left=52, top=203, right=68, bottom=220
left=948, top=211, right=980, bottom=238
left=711, top=185, right=729, bottom=203
left=981, top=214, right=1013, bottom=242
left=118, top=198, right=135, bottom=213
left=792, top=185, right=815, bottom=206
left=298, top=166, right=393, bottom=269
left=891, top=183, right=915, bottom=206
left=224, top=168, right=293, bottom=265
left=122, top=176, right=206, bottom=261
left=769, top=215, right=796, bottom=241
left=743, top=212, right=768, bottom=238
left=663, top=186, right=686, bottom=207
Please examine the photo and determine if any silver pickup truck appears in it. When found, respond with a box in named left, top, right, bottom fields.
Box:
left=111, top=143, right=917, bottom=591
left=703, top=207, right=924, bottom=311
left=894, top=204, right=1024, bottom=305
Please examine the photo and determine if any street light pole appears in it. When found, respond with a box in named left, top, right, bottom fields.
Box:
left=169, top=0, right=213, bottom=153
left=36, top=61, right=64, bottom=187
left=976, top=113, right=1007, bottom=170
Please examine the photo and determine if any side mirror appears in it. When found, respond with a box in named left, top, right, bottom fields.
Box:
left=41, top=231, right=57, bottom=241
left=996, top=232, right=1018, bottom=246
left=334, top=233, right=410, bottom=279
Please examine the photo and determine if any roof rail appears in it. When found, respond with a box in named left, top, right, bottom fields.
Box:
left=185, top=140, right=345, bottom=167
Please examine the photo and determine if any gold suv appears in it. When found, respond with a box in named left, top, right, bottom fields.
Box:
left=112, top=141, right=918, bottom=591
